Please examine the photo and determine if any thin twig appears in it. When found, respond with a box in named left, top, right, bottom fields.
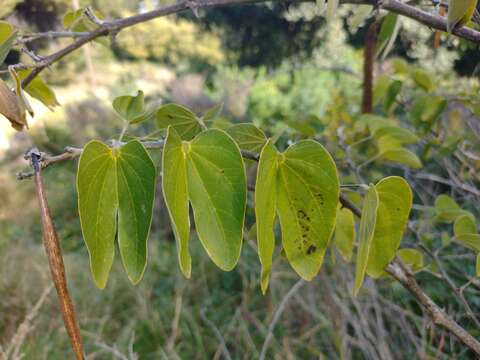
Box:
left=17, top=0, right=480, bottom=89
left=259, top=279, right=306, bottom=360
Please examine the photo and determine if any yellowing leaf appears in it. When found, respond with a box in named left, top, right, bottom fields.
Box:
left=354, top=185, right=379, bottom=296
left=255, top=140, right=279, bottom=293
left=77, top=140, right=156, bottom=288
left=373, top=126, right=419, bottom=144
left=366, top=177, right=412, bottom=278
left=226, top=123, right=267, bottom=153
left=255, top=140, right=339, bottom=291
left=156, top=104, right=202, bottom=140
left=334, top=206, right=355, bottom=262
left=379, top=145, right=422, bottom=168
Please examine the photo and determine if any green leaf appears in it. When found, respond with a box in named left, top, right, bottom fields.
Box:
left=366, top=176, right=412, bottom=278
left=0, top=21, right=16, bottom=65
left=202, top=103, right=223, bottom=123
left=476, top=254, right=480, bottom=277
left=383, top=80, right=402, bottom=113
left=354, top=185, right=379, bottom=296
left=376, top=14, right=398, bottom=56
left=156, top=104, right=202, bottom=140
left=78, top=140, right=156, bottom=288
left=410, top=95, right=446, bottom=126
left=116, top=140, right=156, bottom=284
left=187, top=129, right=246, bottom=270
left=454, top=214, right=477, bottom=236
left=77, top=141, right=117, bottom=289
left=334, top=207, right=355, bottom=262
left=411, top=69, right=434, bottom=92
left=455, top=234, right=480, bottom=252
left=18, top=70, right=59, bottom=109
left=162, top=127, right=191, bottom=278
left=373, top=126, right=419, bottom=145
left=379, top=147, right=422, bottom=169
left=226, top=123, right=267, bottom=153
left=255, top=140, right=279, bottom=293
left=64, top=8, right=103, bottom=32
left=276, top=140, right=339, bottom=281
left=113, top=90, right=146, bottom=123
left=434, top=194, right=469, bottom=223
left=162, top=127, right=247, bottom=273
left=397, top=248, right=423, bottom=272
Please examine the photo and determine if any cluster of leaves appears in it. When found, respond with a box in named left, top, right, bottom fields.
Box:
left=76, top=93, right=417, bottom=296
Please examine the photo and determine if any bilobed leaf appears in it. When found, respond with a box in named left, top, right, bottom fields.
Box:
left=354, top=185, right=378, bottom=296
left=156, top=103, right=202, bottom=140
left=116, top=140, right=156, bottom=284
left=255, top=140, right=279, bottom=293
left=454, top=214, right=477, bottom=236
left=397, top=248, right=423, bottom=272
left=77, top=141, right=118, bottom=289
left=78, top=140, right=156, bottom=288
left=0, top=21, right=16, bottom=65
left=276, top=140, right=339, bottom=280
left=334, top=206, right=355, bottom=262
left=410, top=95, right=446, bottom=125
left=64, top=8, right=103, bottom=32
left=18, top=70, right=59, bottom=109
left=162, top=127, right=191, bottom=277
left=366, top=177, right=412, bottom=278
left=113, top=90, right=146, bottom=123
left=186, top=129, right=247, bottom=270
left=226, top=123, right=267, bottom=152
left=9, top=68, right=33, bottom=119
left=435, top=194, right=469, bottom=223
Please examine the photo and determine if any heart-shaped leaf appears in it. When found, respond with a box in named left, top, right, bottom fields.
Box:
left=162, top=127, right=247, bottom=273
left=397, top=248, right=423, bottom=272
left=77, top=140, right=156, bottom=288
left=255, top=140, right=339, bottom=291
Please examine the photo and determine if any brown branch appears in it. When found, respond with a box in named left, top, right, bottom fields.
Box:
left=18, top=0, right=480, bottom=88
left=30, top=151, right=85, bottom=360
